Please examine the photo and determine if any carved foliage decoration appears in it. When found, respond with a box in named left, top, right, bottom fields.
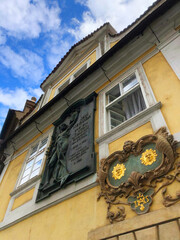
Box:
left=97, top=127, right=179, bottom=223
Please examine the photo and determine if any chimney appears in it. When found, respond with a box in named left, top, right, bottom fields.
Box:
left=23, top=97, right=36, bottom=114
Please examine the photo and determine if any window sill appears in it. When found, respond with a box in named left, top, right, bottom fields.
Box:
left=10, top=175, right=41, bottom=197
left=96, top=101, right=162, bottom=144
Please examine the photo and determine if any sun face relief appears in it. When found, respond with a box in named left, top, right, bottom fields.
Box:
left=112, top=163, right=126, bottom=180
left=140, top=149, right=157, bottom=166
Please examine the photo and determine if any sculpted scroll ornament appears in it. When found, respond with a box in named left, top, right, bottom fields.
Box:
left=97, top=127, right=179, bottom=223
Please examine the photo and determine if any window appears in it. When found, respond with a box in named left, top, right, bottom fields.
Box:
left=105, top=72, right=146, bottom=130
left=55, top=79, right=70, bottom=96
left=54, top=60, right=90, bottom=96
left=19, top=137, right=48, bottom=186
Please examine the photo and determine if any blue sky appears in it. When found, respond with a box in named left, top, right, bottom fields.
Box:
left=0, top=0, right=156, bottom=131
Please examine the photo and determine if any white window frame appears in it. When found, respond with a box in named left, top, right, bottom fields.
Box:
left=99, top=63, right=157, bottom=136
left=106, top=71, right=148, bottom=131
left=16, top=133, right=51, bottom=189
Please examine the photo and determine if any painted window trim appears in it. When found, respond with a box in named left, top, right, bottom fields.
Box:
left=12, top=131, right=52, bottom=196
left=98, top=63, right=157, bottom=137
left=54, top=59, right=91, bottom=97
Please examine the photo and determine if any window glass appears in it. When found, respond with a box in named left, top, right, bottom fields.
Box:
left=30, top=144, right=38, bottom=157
left=19, top=137, right=48, bottom=186
left=73, top=64, right=87, bottom=79
left=33, top=160, right=42, bottom=171
left=35, top=152, right=44, bottom=162
left=106, top=73, right=146, bottom=130
left=25, top=160, right=33, bottom=169
left=20, top=176, right=29, bottom=185
left=110, top=111, right=125, bottom=129
left=122, top=74, right=138, bottom=93
left=106, top=84, right=120, bottom=104
left=22, top=168, right=31, bottom=178
left=30, top=168, right=40, bottom=179
left=39, top=137, right=48, bottom=151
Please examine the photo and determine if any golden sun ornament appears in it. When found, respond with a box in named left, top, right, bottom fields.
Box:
left=140, top=149, right=157, bottom=166
left=112, top=163, right=126, bottom=180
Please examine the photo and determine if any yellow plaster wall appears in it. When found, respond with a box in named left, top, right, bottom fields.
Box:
left=12, top=188, right=35, bottom=210
left=0, top=187, right=108, bottom=240
left=143, top=52, right=180, bottom=134
left=0, top=151, right=28, bottom=222
left=110, top=40, right=119, bottom=48
left=49, top=50, right=97, bottom=101
left=109, top=122, right=153, bottom=154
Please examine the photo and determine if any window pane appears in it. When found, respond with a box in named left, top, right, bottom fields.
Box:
left=20, top=175, right=29, bottom=185
left=35, top=152, right=44, bottom=163
left=22, top=167, right=31, bottom=178
left=122, top=75, right=138, bottom=93
left=33, top=160, right=42, bottom=171
left=108, top=87, right=146, bottom=129
left=121, top=88, right=146, bottom=120
left=106, top=84, right=120, bottom=104
left=74, top=64, right=87, bottom=79
left=30, top=144, right=38, bottom=157
left=110, top=111, right=125, bottom=129
left=30, top=168, right=40, bottom=179
left=25, top=160, right=33, bottom=169
left=39, top=137, right=48, bottom=151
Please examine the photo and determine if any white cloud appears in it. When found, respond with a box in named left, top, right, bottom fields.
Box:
left=0, top=88, right=31, bottom=110
left=45, top=32, right=72, bottom=69
left=0, top=46, right=45, bottom=84
left=71, top=0, right=157, bottom=40
left=28, top=87, right=43, bottom=98
left=0, top=87, right=42, bottom=132
left=0, top=0, right=61, bottom=39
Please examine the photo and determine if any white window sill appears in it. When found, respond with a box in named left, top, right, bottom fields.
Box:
left=96, top=102, right=162, bottom=144
left=10, top=175, right=41, bottom=197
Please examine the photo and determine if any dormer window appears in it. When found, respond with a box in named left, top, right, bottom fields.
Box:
left=55, top=79, right=70, bottom=96
left=54, top=59, right=90, bottom=96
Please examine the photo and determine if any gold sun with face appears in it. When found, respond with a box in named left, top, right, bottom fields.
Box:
left=112, top=163, right=126, bottom=180
left=140, top=149, right=157, bottom=166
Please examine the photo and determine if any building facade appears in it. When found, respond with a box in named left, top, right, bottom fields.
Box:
left=0, top=0, right=180, bottom=239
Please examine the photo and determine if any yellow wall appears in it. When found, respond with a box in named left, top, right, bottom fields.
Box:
left=49, top=49, right=97, bottom=101
left=0, top=187, right=108, bottom=240
left=110, top=40, right=119, bottom=48
left=0, top=151, right=28, bottom=222
left=109, top=122, right=153, bottom=154
left=12, top=188, right=35, bottom=210
left=143, top=52, right=180, bottom=134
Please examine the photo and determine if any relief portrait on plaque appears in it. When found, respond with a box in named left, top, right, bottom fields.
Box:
left=36, top=93, right=97, bottom=202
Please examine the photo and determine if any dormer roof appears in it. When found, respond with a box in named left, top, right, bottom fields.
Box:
left=40, top=23, right=117, bottom=91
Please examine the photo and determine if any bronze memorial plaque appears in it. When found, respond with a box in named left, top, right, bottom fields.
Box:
left=36, top=93, right=97, bottom=202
